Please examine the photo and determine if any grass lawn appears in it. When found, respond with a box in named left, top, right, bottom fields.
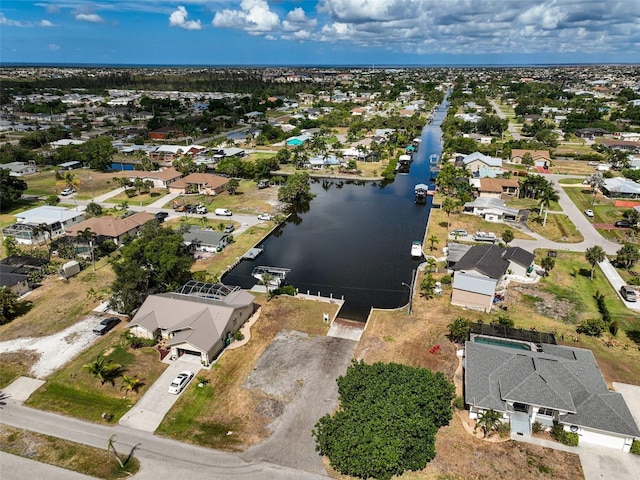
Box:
left=102, top=188, right=168, bottom=206
left=558, top=178, right=585, bottom=185
left=0, top=425, right=140, bottom=479
left=23, top=170, right=132, bottom=200
left=526, top=212, right=583, bottom=243
left=0, top=351, right=39, bottom=389
left=163, top=180, right=279, bottom=214
left=549, top=159, right=596, bottom=175
left=26, top=335, right=167, bottom=424
left=156, top=294, right=336, bottom=449
left=507, top=197, right=561, bottom=212
left=562, top=186, right=631, bottom=231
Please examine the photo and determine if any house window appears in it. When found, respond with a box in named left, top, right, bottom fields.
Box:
left=538, top=407, right=554, bottom=417
left=513, top=403, right=528, bottom=413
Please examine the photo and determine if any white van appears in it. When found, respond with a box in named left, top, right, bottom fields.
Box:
left=215, top=208, right=232, bottom=216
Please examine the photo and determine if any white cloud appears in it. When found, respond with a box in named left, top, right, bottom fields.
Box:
left=48, top=43, right=60, bottom=51
left=213, top=0, right=280, bottom=34
left=282, top=7, right=317, bottom=32
left=0, top=13, right=28, bottom=27
left=169, top=5, right=202, bottom=30
left=39, top=19, right=56, bottom=27
left=75, top=13, right=103, bottom=23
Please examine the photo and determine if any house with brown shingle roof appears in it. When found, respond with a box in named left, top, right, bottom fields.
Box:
left=127, top=167, right=182, bottom=188
left=510, top=149, right=551, bottom=164
left=65, top=212, right=155, bottom=245
left=168, top=173, right=229, bottom=196
left=477, top=178, right=520, bottom=199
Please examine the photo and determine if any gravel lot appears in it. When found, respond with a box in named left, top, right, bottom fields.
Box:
left=242, top=329, right=357, bottom=476
left=0, top=315, right=103, bottom=378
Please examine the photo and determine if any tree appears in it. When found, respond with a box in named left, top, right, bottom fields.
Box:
left=82, top=355, right=122, bottom=386
left=278, top=172, right=314, bottom=204
left=81, top=136, right=116, bottom=171
left=586, top=173, right=605, bottom=205
left=120, top=375, right=144, bottom=397
left=521, top=152, right=534, bottom=172
left=427, top=235, right=439, bottom=251
left=419, top=273, right=437, bottom=299
left=501, top=229, right=514, bottom=246
left=58, top=171, right=80, bottom=192
left=0, top=287, right=20, bottom=325
left=441, top=197, right=457, bottom=230
left=227, top=178, right=240, bottom=195
left=538, top=186, right=560, bottom=226
left=0, top=168, right=27, bottom=206
left=476, top=409, right=503, bottom=438
left=312, top=361, right=454, bottom=480
left=540, top=256, right=555, bottom=276
left=585, top=245, right=606, bottom=280
left=172, top=156, right=197, bottom=176
left=85, top=202, right=103, bottom=217
left=447, top=317, right=470, bottom=343
left=616, top=244, right=640, bottom=269
left=110, top=223, right=193, bottom=314
left=425, top=257, right=437, bottom=273
left=78, top=228, right=97, bottom=271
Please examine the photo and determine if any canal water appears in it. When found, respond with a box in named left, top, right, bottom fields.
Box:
left=223, top=97, right=449, bottom=321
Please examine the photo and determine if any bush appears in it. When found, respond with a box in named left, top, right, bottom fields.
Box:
left=440, top=274, right=452, bottom=285
left=561, top=432, right=579, bottom=446
left=272, top=284, right=296, bottom=296
left=45, top=194, right=60, bottom=205
left=232, top=330, right=244, bottom=341
left=609, top=321, right=619, bottom=336
left=576, top=318, right=606, bottom=337
left=124, top=188, right=137, bottom=198
left=628, top=276, right=640, bottom=286
left=550, top=424, right=565, bottom=441
left=631, top=439, right=640, bottom=455
left=497, top=422, right=511, bottom=438
left=531, top=421, right=544, bottom=434
left=452, top=396, right=465, bottom=410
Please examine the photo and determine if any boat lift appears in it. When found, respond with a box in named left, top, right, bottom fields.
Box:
left=251, top=266, right=291, bottom=287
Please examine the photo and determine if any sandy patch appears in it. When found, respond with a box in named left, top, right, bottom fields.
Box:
left=0, top=316, right=103, bottom=378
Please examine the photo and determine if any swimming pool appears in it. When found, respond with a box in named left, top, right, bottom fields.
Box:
left=473, top=336, right=532, bottom=351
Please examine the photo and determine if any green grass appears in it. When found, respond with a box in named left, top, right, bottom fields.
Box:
left=26, top=341, right=166, bottom=424
left=0, top=425, right=140, bottom=479
left=102, top=189, right=168, bottom=206
left=558, top=178, right=585, bottom=185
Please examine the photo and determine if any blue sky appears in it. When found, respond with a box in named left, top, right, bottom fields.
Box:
left=2, top=1, right=639, bottom=66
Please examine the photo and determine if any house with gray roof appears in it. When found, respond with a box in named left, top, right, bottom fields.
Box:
left=601, top=177, right=640, bottom=199
left=464, top=339, right=640, bottom=451
left=182, top=226, right=231, bottom=253
left=463, top=196, right=520, bottom=222
left=128, top=285, right=255, bottom=366
left=451, top=273, right=497, bottom=312
left=2, top=206, right=85, bottom=245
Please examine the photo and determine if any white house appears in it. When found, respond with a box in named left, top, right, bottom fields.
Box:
left=2, top=206, right=85, bottom=244
left=2, top=162, right=37, bottom=176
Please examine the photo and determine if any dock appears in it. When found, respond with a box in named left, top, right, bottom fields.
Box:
left=243, top=247, right=264, bottom=260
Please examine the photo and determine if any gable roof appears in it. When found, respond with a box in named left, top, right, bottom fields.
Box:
left=463, top=152, right=502, bottom=167
left=127, top=167, right=182, bottom=181
left=452, top=272, right=497, bottom=296
left=170, top=173, right=228, bottom=190
left=453, top=244, right=510, bottom=279
left=182, top=226, right=228, bottom=247
left=502, top=247, right=535, bottom=268
left=465, top=340, right=640, bottom=437
left=478, top=178, right=520, bottom=193
left=65, top=212, right=154, bottom=239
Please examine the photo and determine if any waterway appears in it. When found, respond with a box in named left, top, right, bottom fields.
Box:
left=223, top=97, right=449, bottom=321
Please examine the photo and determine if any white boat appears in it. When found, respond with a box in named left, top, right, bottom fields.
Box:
left=411, top=241, right=423, bottom=258
left=251, top=266, right=291, bottom=287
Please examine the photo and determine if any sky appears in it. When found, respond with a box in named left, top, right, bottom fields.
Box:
left=1, top=0, right=640, bottom=66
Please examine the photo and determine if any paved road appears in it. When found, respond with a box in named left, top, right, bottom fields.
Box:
left=0, top=401, right=330, bottom=480
left=490, top=99, right=521, bottom=140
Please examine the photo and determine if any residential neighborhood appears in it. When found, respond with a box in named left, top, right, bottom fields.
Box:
left=1, top=64, right=640, bottom=480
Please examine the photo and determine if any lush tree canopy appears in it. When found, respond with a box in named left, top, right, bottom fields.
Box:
left=313, top=360, right=454, bottom=480
left=109, top=223, right=193, bottom=314
left=0, top=168, right=28, bottom=207
left=278, top=172, right=314, bottom=204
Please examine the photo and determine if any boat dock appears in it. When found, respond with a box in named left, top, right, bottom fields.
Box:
left=243, top=247, right=264, bottom=259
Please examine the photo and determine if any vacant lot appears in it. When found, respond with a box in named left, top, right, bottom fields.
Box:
left=156, top=294, right=341, bottom=451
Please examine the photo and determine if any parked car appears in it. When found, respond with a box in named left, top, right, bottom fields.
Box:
left=155, top=212, right=169, bottom=223
left=168, top=371, right=194, bottom=394
left=257, top=179, right=270, bottom=189
left=450, top=229, right=468, bottom=237
left=224, top=224, right=235, bottom=233
left=614, top=220, right=632, bottom=228
left=547, top=250, right=557, bottom=258
left=257, top=213, right=273, bottom=221
left=195, top=204, right=207, bottom=214
left=184, top=204, right=196, bottom=214
left=620, top=285, right=637, bottom=302
left=215, top=208, right=232, bottom=216
left=60, top=187, right=75, bottom=196
left=584, top=209, right=594, bottom=217
left=93, top=317, right=120, bottom=335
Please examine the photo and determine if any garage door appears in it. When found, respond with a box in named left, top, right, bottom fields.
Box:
left=578, top=428, right=626, bottom=450
left=510, top=412, right=531, bottom=435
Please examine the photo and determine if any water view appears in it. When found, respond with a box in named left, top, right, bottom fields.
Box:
left=223, top=98, right=449, bottom=321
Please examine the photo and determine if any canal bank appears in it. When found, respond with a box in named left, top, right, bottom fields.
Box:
left=223, top=97, right=449, bottom=321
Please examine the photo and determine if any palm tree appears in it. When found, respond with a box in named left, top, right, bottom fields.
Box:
left=477, top=409, right=503, bottom=438
left=107, top=435, right=124, bottom=468
left=585, top=245, right=606, bottom=280
left=521, top=152, right=534, bottom=173
left=120, top=375, right=144, bottom=397
left=32, top=223, right=52, bottom=248
left=82, top=355, right=122, bottom=386
left=77, top=228, right=97, bottom=271
left=419, top=273, right=437, bottom=299
left=58, top=171, right=80, bottom=192
left=441, top=197, right=457, bottom=230
left=425, top=257, right=438, bottom=273
left=538, top=186, right=560, bottom=227
left=261, top=272, right=274, bottom=300
left=427, top=235, right=439, bottom=251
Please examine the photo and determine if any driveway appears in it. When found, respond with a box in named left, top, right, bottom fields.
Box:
left=598, top=259, right=640, bottom=311
left=118, top=359, right=200, bottom=432
left=578, top=444, right=640, bottom=480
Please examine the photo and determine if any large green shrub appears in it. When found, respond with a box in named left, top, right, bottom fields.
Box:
left=631, top=439, right=640, bottom=455
left=576, top=318, right=606, bottom=337
left=313, top=361, right=454, bottom=480
left=562, top=432, right=579, bottom=446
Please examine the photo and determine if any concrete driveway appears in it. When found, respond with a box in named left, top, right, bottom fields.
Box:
left=578, top=444, right=640, bottom=480
left=118, top=359, right=200, bottom=432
